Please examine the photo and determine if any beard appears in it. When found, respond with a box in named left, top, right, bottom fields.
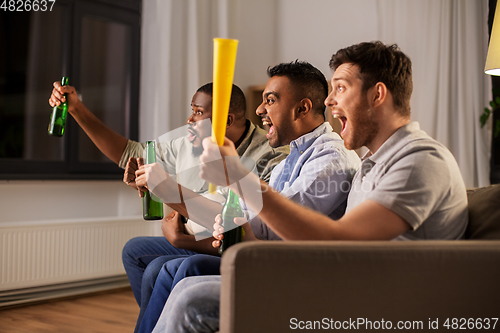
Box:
left=343, top=99, right=379, bottom=151
left=191, top=143, right=204, bottom=157
left=269, top=123, right=294, bottom=148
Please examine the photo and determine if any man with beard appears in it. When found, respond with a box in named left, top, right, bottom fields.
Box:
left=152, top=41, right=469, bottom=333
left=48, top=82, right=288, bottom=321
left=132, top=61, right=360, bottom=333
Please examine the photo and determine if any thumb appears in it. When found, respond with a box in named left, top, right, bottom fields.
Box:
left=136, top=157, right=145, bottom=198
left=234, top=217, right=247, bottom=226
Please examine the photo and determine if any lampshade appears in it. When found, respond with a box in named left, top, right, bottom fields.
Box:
left=485, top=4, right=500, bottom=75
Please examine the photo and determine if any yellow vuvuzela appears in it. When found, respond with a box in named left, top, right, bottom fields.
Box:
left=209, top=38, right=239, bottom=193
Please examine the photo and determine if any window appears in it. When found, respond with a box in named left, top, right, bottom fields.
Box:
left=0, top=0, right=141, bottom=179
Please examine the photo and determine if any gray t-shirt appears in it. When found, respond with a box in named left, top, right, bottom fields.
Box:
left=346, top=122, right=468, bottom=240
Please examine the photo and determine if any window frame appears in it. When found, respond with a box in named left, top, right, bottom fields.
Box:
left=0, top=0, right=141, bottom=180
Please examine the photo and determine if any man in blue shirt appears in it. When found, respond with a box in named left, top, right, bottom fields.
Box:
left=133, top=60, right=361, bottom=333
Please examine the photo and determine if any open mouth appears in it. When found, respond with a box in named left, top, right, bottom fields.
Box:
left=262, top=118, right=274, bottom=138
left=187, top=128, right=198, bottom=142
left=333, top=113, right=348, bottom=137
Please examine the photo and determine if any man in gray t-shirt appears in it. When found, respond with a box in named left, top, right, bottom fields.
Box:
left=347, top=121, right=467, bottom=241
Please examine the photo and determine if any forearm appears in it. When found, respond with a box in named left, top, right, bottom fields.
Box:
left=69, top=101, right=128, bottom=165
left=153, top=182, right=223, bottom=230
left=237, top=177, right=409, bottom=241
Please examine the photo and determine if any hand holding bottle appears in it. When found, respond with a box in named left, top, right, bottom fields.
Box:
left=123, top=157, right=142, bottom=193
left=135, top=161, right=181, bottom=205
left=136, top=141, right=164, bottom=220
left=48, top=80, right=81, bottom=114
left=48, top=77, right=70, bottom=137
left=135, top=162, right=169, bottom=195
left=212, top=213, right=257, bottom=249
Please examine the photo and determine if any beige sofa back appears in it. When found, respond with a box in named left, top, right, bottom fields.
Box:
left=465, top=184, right=500, bottom=239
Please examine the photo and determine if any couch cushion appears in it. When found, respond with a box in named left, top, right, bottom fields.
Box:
left=465, top=184, right=500, bottom=239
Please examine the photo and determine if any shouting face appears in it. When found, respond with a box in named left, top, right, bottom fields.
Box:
left=256, top=76, right=300, bottom=148
left=187, top=91, right=213, bottom=156
left=325, top=63, right=378, bottom=151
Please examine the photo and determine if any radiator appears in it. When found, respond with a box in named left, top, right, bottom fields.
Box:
left=0, top=217, right=162, bottom=307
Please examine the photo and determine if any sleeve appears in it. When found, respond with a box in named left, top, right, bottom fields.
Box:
left=118, top=140, right=146, bottom=169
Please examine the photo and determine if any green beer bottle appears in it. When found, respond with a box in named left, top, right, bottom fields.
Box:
left=48, top=77, right=69, bottom=137
left=143, top=141, right=164, bottom=220
left=219, top=190, right=244, bottom=255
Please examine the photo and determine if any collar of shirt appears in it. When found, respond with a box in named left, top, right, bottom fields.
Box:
left=288, top=122, right=336, bottom=154
left=272, top=122, right=336, bottom=192
left=235, top=120, right=256, bottom=155
left=361, top=121, right=420, bottom=164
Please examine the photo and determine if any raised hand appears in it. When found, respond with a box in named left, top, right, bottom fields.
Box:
left=48, top=81, right=81, bottom=113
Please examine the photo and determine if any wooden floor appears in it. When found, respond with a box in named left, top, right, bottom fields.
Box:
left=0, top=288, right=139, bottom=333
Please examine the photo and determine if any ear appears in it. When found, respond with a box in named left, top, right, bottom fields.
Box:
left=226, top=113, right=235, bottom=128
left=370, top=82, right=387, bottom=108
left=295, top=98, right=313, bottom=119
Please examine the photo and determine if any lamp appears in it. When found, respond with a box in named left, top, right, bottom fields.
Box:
left=485, top=4, right=500, bottom=75
left=484, top=3, right=500, bottom=139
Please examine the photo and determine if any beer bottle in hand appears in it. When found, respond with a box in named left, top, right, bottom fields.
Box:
left=219, top=189, right=244, bottom=255
left=48, top=77, right=69, bottom=137
left=143, top=141, right=164, bottom=220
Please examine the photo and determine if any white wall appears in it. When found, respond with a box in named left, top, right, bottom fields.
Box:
left=275, top=0, right=379, bottom=76
left=227, top=0, right=380, bottom=101
left=229, top=0, right=279, bottom=89
left=0, top=180, right=142, bottom=226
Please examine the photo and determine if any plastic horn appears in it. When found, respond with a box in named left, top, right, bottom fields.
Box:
left=209, top=38, right=239, bottom=193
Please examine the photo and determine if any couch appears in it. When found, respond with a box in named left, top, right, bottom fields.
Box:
left=219, top=185, right=500, bottom=333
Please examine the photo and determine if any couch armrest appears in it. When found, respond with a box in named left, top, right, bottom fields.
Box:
left=220, top=241, right=500, bottom=333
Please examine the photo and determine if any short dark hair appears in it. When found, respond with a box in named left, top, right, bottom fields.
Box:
left=267, top=60, right=328, bottom=119
left=329, top=41, right=412, bottom=117
left=196, top=82, right=246, bottom=118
